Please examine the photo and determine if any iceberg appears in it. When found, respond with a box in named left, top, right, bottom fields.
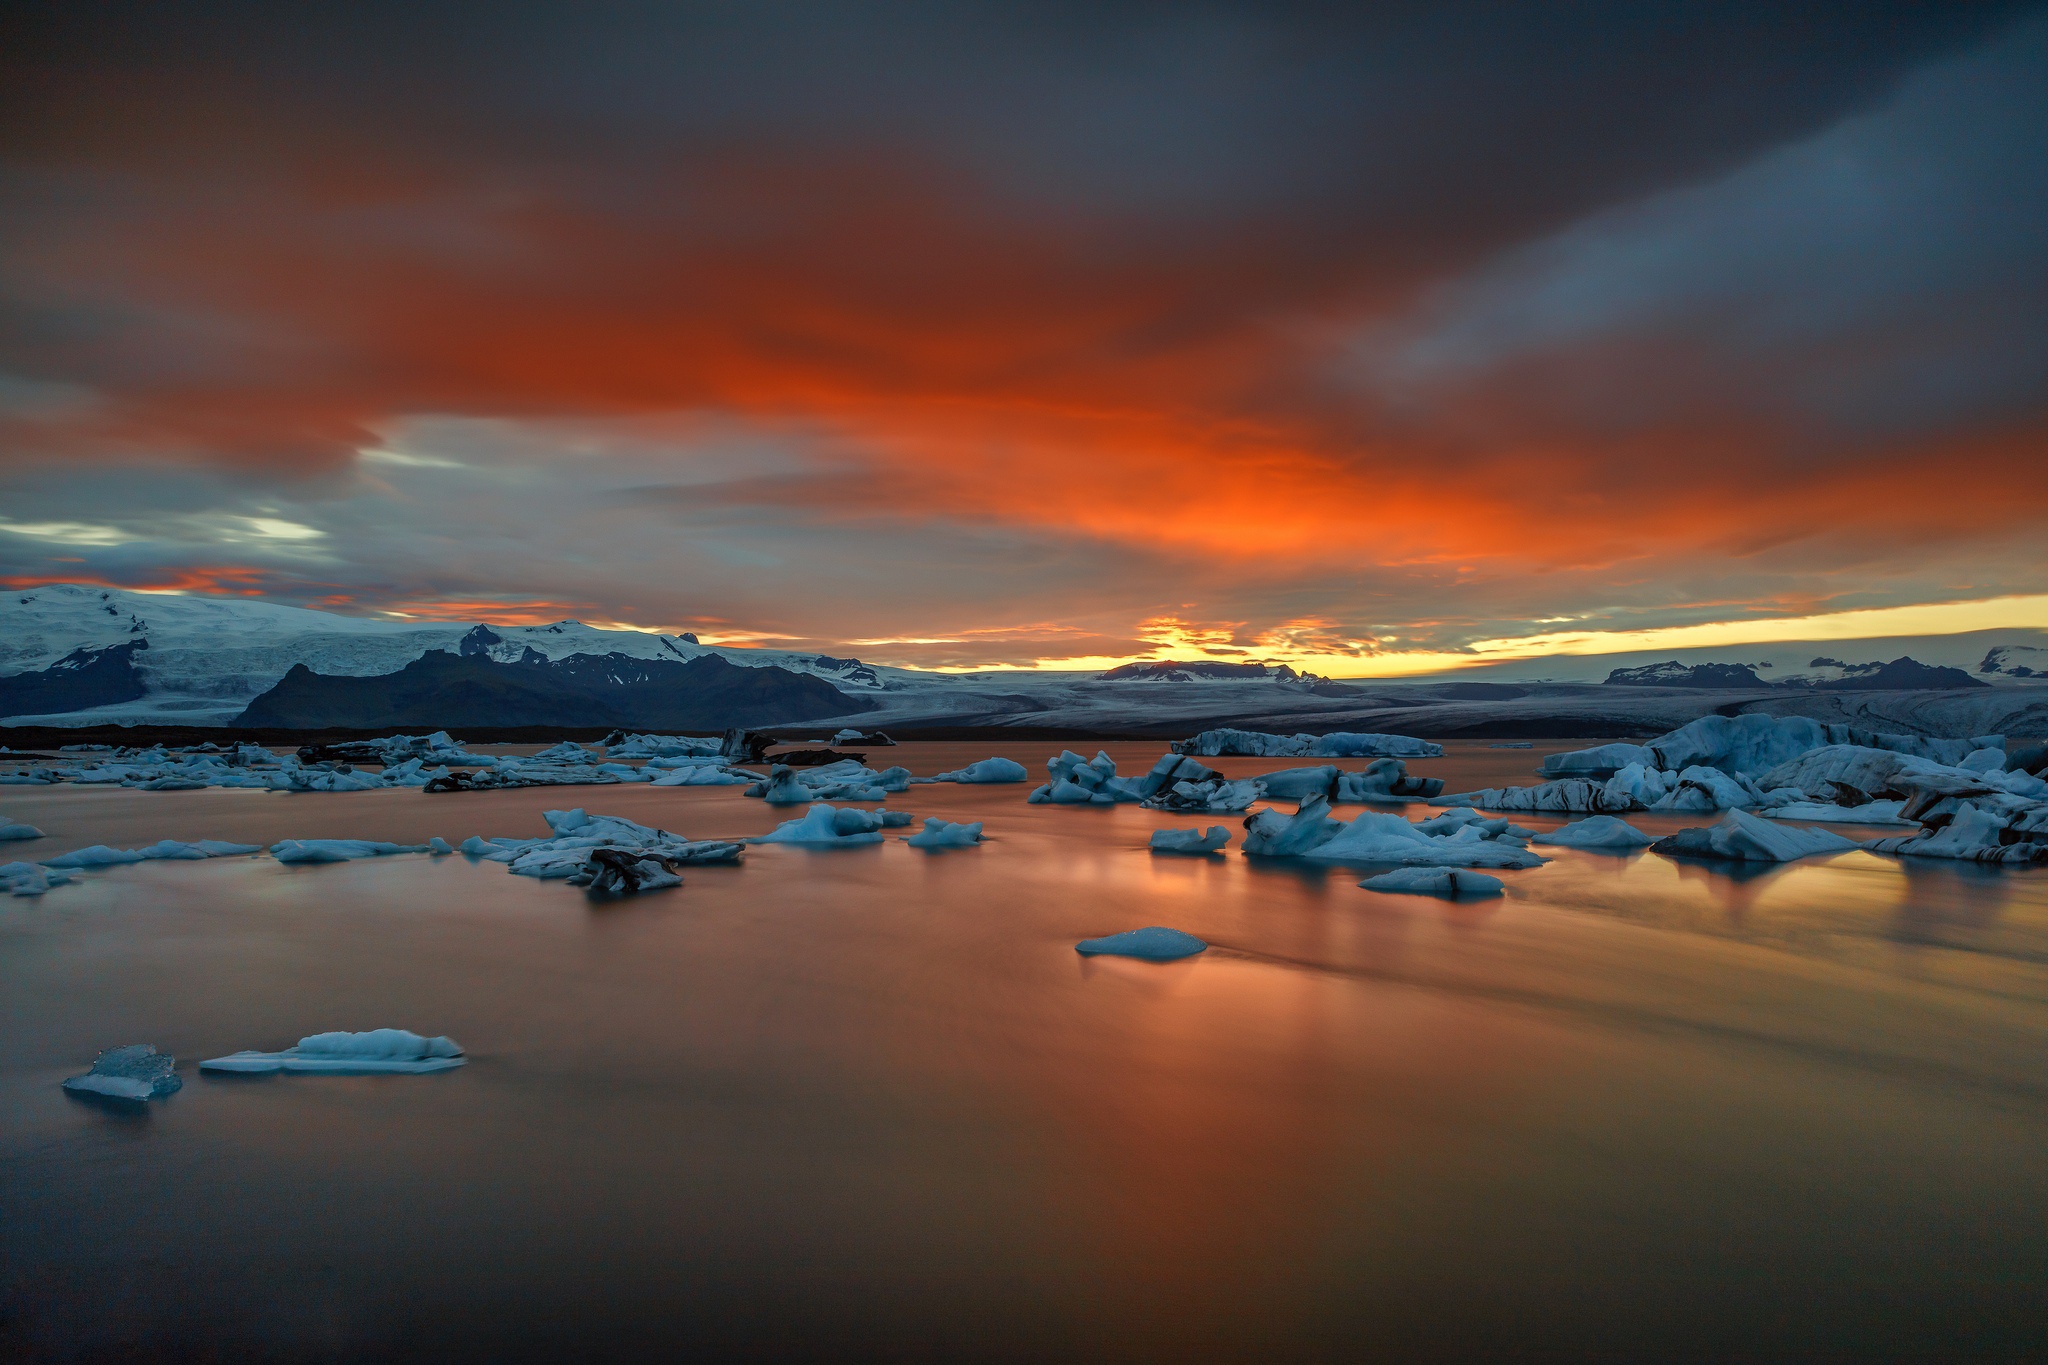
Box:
left=755, top=803, right=892, bottom=846
left=1242, top=795, right=1546, bottom=868
left=0, top=818, right=47, bottom=842
left=1529, top=816, right=1655, bottom=850
left=1359, top=868, right=1505, bottom=897
left=905, top=818, right=985, bottom=848
left=270, top=839, right=433, bottom=864
left=1150, top=826, right=1231, bottom=854
left=924, top=757, right=1028, bottom=784
left=1075, top=926, right=1208, bottom=961
left=200, top=1028, right=465, bottom=1074
left=43, top=839, right=262, bottom=867
left=1028, top=750, right=1148, bottom=805
left=1863, top=803, right=2048, bottom=865
left=63, top=1044, right=184, bottom=1101
left=1174, top=729, right=1442, bottom=759
left=1137, top=753, right=1263, bottom=813
left=755, top=765, right=816, bottom=805
left=1650, top=809, right=1858, bottom=862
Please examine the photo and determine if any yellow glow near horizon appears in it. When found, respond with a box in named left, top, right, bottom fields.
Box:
left=923, top=593, right=2048, bottom=678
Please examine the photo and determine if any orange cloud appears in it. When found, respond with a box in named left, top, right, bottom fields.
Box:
left=0, top=566, right=272, bottom=595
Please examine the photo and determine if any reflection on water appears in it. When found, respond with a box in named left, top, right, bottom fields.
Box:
left=4, top=740, right=2047, bottom=1360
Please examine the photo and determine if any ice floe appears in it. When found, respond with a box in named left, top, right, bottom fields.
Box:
left=0, top=816, right=45, bottom=841
left=1529, top=816, right=1655, bottom=850
left=602, top=732, right=726, bottom=759
left=1359, top=867, right=1505, bottom=897
left=1649, top=809, right=1859, bottom=862
left=64, top=1044, right=183, bottom=1101
left=1150, top=826, right=1231, bottom=854
left=200, top=1028, right=466, bottom=1074
left=1174, top=729, right=1443, bottom=759
left=744, top=759, right=910, bottom=803
left=921, top=757, right=1028, bottom=784
left=905, top=818, right=985, bottom=848
left=1075, top=927, right=1208, bottom=960
left=1242, top=795, right=1548, bottom=868
left=270, top=839, right=435, bottom=864
left=2, top=861, right=69, bottom=896
left=43, top=839, right=262, bottom=867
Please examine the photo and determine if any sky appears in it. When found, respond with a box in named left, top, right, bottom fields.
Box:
left=3, top=2, right=2047, bottom=675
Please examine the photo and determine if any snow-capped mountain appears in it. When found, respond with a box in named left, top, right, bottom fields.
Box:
left=6, top=584, right=2046, bottom=737
left=0, top=584, right=925, bottom=725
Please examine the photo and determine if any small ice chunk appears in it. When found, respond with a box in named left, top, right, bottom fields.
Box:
left=63, top=1043, right=184, bottom=1101
left=269, top=839, right=432, bottom=864
left=1075, top=926, right=1208, bottom=961
left=1359, top=867, right=1504, bottom=897
left=756, top=766, right=816, bottom=805
left=428, top=836, right=455, bottom=855
left=1530, top=816, right=1655, bottom=850
left=0, top=817, right=44, bottom=842
left=928, top=757, right=1028, bottom=784
left=2, top=860, right=68, bottom=896
left=905, top=817, right=984, bottom=848
left=43, top=839, right=261, bottom=867
left=200, top=1028, right=465, bottom=1074
left=1149, top=826, right=1230, bottom=854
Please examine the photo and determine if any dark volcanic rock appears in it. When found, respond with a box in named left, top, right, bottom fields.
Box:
left=0, top=640, right=150, bottom=718
left=1604, top=660, right=1769, bottom=689
left=1811, top=657, right=1989, bottom=690
left=233, top=649, right=870, bottom=729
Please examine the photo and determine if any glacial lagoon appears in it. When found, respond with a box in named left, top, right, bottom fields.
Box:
left=5, top=740, right=2048, bottom=1360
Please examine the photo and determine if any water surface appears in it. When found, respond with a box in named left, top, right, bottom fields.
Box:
left=5, top=741, right=2046, bottom=1361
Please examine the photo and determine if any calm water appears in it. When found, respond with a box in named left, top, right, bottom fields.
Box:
left=5, top=741, right=2047, bottom=1362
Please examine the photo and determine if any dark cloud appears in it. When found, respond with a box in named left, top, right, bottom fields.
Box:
left=1, top=3, right=2045, bottom=666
